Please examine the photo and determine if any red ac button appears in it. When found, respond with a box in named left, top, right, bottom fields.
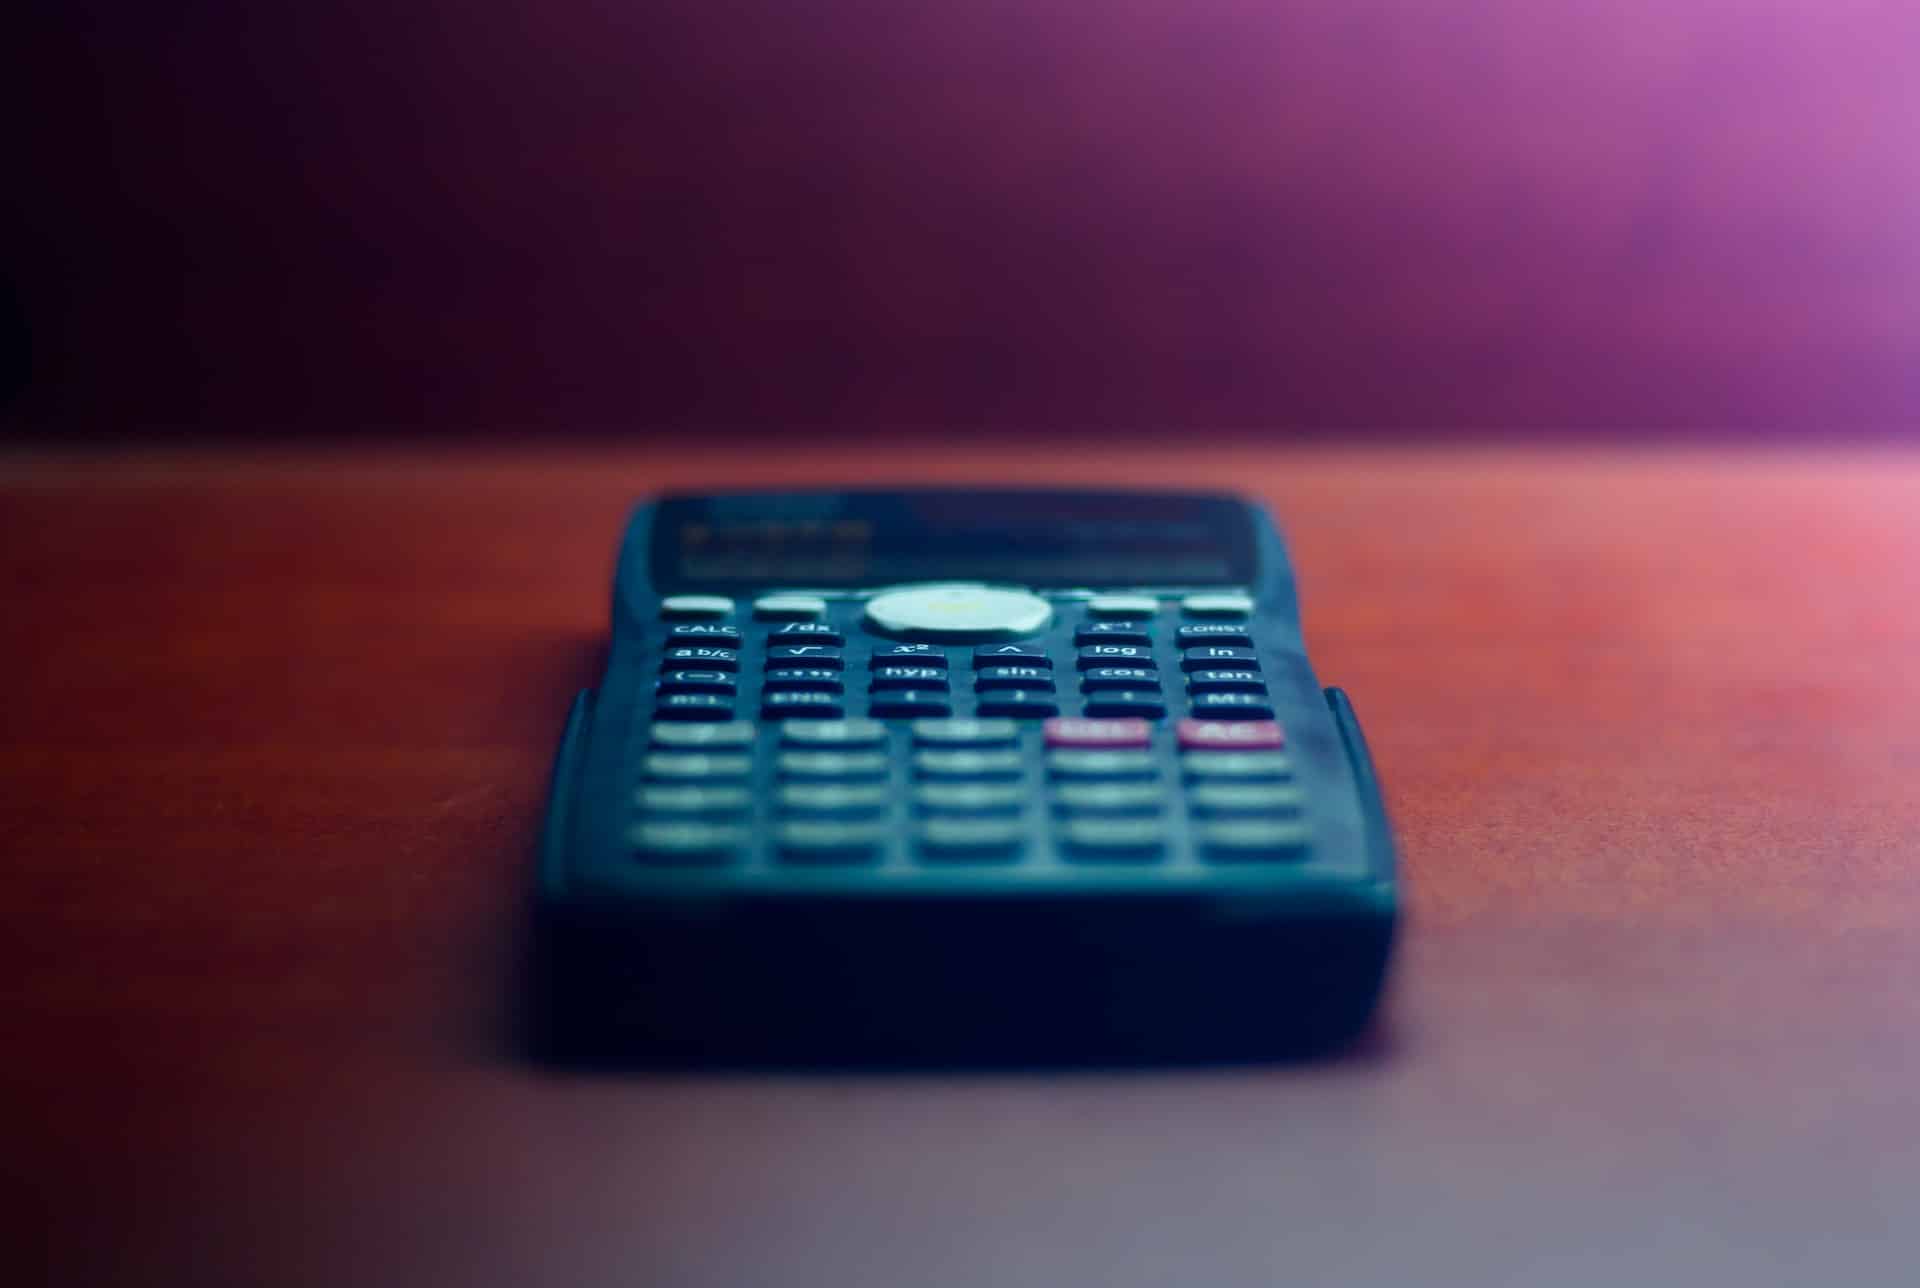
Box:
left=1176, top=719, right=1285, bottom=750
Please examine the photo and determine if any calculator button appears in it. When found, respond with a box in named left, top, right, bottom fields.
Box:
left=631, top=820, right=746, bottom=863
left=666, top=624, right=743, bottom=645
left=636, top=784, right=753, bottom=815
left=1177, top=718, right=1286, bottom=750
left=1075, top=623, right=1152, bottom=646
left=974, top=666, right=1055, bottom=690
left=871, top=644, right=949, bottom=667
left=754, top=595, right=828, bottom=621
left=652, top=721, right=756, bottom=748
left=1087, top=595, right=1159, bottom=618
left=914, top=749, right=1025, bottom=779
left=912, top=719, right=1019, bottom=746
left=1077, top=644, right=1154, bottom=667
left=767, top=645, right=844, bottom=669
left=660, top=595, right=735, bottom=620
left=776, top=820, right=888, bottom=862
left=655, top=694, right=735, bottom=721
left=657, top=670, right=737, bottom=695
left=1176, top=624, right=1252, bottom=647
left=779, top=750, right=890, bottom=779
left=770, top=621, right=844, bottom=645
left=1060, top=817, right=1166, bottom=858
left=761, top=691, right=846, bottom=720
left=973, top=692, right=1061, bottom=719
left=1180, top=646, right=1259, bottom=670
left=644, top=752, right=753, bottom=780
left=1188, top=693, right=1276, bottom=720
left=868, top=691, right=953, bottom=719
left=664, top=647, right=740, bottom=670
left=972, top=644, right=1051, bottom=668
left=864, top=584, right=1053, bottom=641
left=1082, top=691, right=1168, bottom=719
left=1197, top=818, right=1311, bottom=859
left=916, top=817, right=1026, bottom=860
left=782, top=719, right=887, bottom=747
left=1185, top=670, right=1267, bottom=694
left=1052, top=782, right=1164, bottom=813
left=777, top=783, right=892, bottom=815
left=870, top=666, right=950, bottom=690
left=1180, top=750, right=1292, bottom=779
left=1187, top=782, right=1306, bottom=815
left=913, top=782, right=1025, bottom=813
left=1046, top=749, right=1157, bottom=778
left=764, top=668, right=845, bottom=692
left=1081, top=666, right=1159, bottom=691
left=1043, top=717, right=1152, bottom=748
left=1180, top=593, right=1254, bottom=618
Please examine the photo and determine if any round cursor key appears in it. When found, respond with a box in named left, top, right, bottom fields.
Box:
left=864, top=583, right=1052, bottom=642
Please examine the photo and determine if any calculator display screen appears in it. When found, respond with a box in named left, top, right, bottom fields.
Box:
left=651, top=491, right=1258, bottom=590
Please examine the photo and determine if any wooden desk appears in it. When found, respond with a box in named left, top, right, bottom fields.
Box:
left=6, top=444, right=1917, bottom=1286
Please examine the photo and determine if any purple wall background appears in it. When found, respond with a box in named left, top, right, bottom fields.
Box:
left=13, top=1, right=1920, bottom=435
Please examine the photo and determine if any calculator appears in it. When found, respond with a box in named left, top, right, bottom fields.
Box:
left=532, top=489, right=1397, bottom=1065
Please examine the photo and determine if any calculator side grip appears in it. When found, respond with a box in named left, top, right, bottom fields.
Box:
left=536, top=688, right=595, bottom=903
left=1326, top=686, right=1399, bottom=892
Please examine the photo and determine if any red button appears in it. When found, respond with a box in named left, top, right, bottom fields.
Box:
left=1043, top=717, right=1152, bottom=748
left=1177, top=719, right=1285, bottom=750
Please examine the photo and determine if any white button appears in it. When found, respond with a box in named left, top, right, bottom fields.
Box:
left=651, top=721, right=755, bottom=748
left=1087, top=595, right=1160, bottom=618
left=661, top=595, right=735, bottom=619
left=863, top=583, right=1052, bottom=641
left=753, top=594, right=827, bottom=620
left=1180, top=593, right=1254, bottom=618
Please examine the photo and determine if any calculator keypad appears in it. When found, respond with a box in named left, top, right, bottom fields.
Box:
left=628, top=589, right=1323, bottom=871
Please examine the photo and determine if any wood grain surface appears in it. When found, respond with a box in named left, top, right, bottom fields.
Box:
left=5, top=444, right=1918, bottom=1286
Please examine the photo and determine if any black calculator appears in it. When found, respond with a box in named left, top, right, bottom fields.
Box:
left=532, top=489, right=1397, bottom=1065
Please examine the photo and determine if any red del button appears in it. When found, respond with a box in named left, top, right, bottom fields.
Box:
left=1044, top=717, right=1152, bottom=748
left=1177, top=719, right=1285, bottom=750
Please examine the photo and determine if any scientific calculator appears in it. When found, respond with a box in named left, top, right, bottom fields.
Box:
left=533, top=489, right=1397, bottom=1065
